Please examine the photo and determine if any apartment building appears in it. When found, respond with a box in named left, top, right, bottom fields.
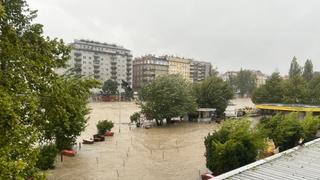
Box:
left=68, top=40, right=133, bottom=87
left=190, top=61, right=212, bottom=83
left=221, top=70, right=268, bottom=87
left=132, top=55, right=168, bottom=90
left=167, top=56, right=191, bottom=80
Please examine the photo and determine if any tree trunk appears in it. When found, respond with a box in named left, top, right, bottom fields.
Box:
left=166, top=117, right=172, bottom=124
left=155, top=119, right=160, bottom=126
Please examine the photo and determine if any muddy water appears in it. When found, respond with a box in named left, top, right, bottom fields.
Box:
left=47, top=98, right=254, bottom=180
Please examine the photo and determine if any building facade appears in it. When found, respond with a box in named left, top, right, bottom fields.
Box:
left=220, top=70, right=268, bottom=87
left=132, top=55, right=168, bottom=90
left=133, top=55, right=212, bottom=90
left=167, top=56, right=191, bottom=80
left=68, top=40, right=133, bottom=87
left=190, top=61, right=212, bottom=83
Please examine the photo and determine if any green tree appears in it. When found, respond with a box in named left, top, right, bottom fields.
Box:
left=204, top=119, right=265, bottom=175
left=289, top=56, right=302, bottom=79
left=130, top=112, right=142, bottom=127
left=38, top=77, right=99, bottom=150
left=139, top=74, right=196, bottom=125
left=0, top=90, right=44, bottom=179
left=36, top=144, right=58, bottom=170
left=96, top=120, right=114, bottom=134
left=283, top=58, right=306, bottom=103
left=121, top=80, right=133, bottom=100
left=194, top=75, right=233, bottom=116
left=301, top=112, right=320, bottom=142
left=0, top=0, right=68, bottom=178
left=303, top=59, right=314, bottom=82
left=252, top=72, right=284, bottom=103
left=102, top=79, right=119, bottom=95
left=260, top=113, right=303, bottom=152
left=307, top=73, right=320, bottom=104
left=236, top=69, right=257, bottom=97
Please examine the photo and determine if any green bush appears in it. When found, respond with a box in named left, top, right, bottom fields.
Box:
left=204, top=118, right=265, bottom=175
left=36, top=144, right=58, bottom=170
left=301, top=112, right=320, bottom=142
left=259, top=113, right=304, bottom=152
left=96, top=120, right=114, bottom=134
left=130, top=112, right=141, bottom=127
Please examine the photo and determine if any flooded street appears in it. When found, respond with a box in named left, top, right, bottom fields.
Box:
left=47, top=98, right=254, bottom=180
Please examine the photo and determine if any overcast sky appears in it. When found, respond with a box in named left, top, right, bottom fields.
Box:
left=28, top=0, right=320, bottom=75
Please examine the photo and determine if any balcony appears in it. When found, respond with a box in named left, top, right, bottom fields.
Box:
left=74, top=58, right=82, bottom=62
left=111, top=71, right=117, bottom=75
left=94, top=75, right=100, bottom=79
left=93, top=60, right=100, bottom=64
left=94, top=70, right=100, bottom=74
left=111, top=61, right=117, bottom=65
left=111, top=66, right=117, bottom=70
left=74, top=52, right=82, bottom=57
left=111, top=75, right=117, bottom=80
left=127, top=67, right=132, bottom=71
left=93, top=64, right=100, bottom=69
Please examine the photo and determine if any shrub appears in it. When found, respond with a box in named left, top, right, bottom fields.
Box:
left=260, top=113, right=304, bottom=152
left=204, top=118, right=265, bottom=175
left=96, top=120, right=114, bottom=134
left=130, top=112, right=141, bottom=127
left=36, top=144, right=58, bottom=170
left=301, top=112, right=320, bottom=142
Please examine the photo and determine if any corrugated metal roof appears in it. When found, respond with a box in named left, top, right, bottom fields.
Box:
left=212, top=138, right=320, bottom=180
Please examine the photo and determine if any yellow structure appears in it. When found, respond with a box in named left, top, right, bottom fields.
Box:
left=167, top=56, right=191, bottom=81
left=255, top=104, right=320, bottom=112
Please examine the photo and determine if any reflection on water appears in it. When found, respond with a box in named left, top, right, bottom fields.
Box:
left=47, top=98, right=254, bottom=180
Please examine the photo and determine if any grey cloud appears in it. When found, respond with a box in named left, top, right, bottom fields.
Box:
left=28, top=0, right=320, bottom=74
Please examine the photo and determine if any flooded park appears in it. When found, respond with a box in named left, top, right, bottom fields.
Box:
left=47, top=98, right=254, bottom=180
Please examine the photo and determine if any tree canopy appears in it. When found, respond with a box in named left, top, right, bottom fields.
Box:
left=253, top=57, right=320, bottom=105
left=0, top=0, right=99, bottom=177
left=252, top=72, right=283, bottom=103
left=194, top=75, right=233, bottom=116
left=102, top=79, right=118, bottom=95
left=204, top=118, right=265, bottom=175
left=139, top=74, right=197, bottom=125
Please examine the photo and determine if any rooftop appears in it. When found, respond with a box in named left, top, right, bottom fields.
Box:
left=212, top=138, right=320, bottom=180
left=256, top=103, right=320, bottom=112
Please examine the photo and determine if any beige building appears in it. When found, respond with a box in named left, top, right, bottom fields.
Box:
left=167, top=56, right=191, bottom=80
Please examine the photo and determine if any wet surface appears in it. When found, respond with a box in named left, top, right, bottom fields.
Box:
left=47, top=99, right=254, bottom=180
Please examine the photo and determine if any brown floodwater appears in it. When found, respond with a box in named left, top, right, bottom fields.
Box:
left=47, top=99, right=254, bottom=180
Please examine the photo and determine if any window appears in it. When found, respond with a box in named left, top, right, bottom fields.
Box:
left=83, top=56, right=86, bottom=59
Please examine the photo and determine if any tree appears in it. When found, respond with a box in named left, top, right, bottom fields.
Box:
left=283, top=58, right=307, bottom=103
left=36, top=144, right=58, bottom=170
left=102, top=79, right=118, bottom=95
left=204, top=119, right=265, bottom=175
left=252, top=72, right=284, bottom=103
left=307, top=74, right=320, bottom=104
left=303, top=59, right=313, bottom=82
left=226, top=74, right=238, bottom=93
left=194, top=75, right=233, bottom=116
left=139, top=74, right=197, bottom=126
left=96, top=120, right=114, bottom=134
left=121, top=80, right=133, bottom=100
left=0, top=90, right=44, bottom=179
left=236, top=69, right=257, bottom=97
left=38, top=76, right=99, bottom=150
left=301, top=112, right=320, bottom=142
left=0, top=0, right=68, bottom=178
left=289, top=56, right=302, bottom=79
left=260, top=113, right=303, bottom=152
left=130, top=112, right=142, bottom=127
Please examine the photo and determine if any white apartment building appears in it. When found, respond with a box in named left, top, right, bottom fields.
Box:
left=67, top=40, right=133, bottom=87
